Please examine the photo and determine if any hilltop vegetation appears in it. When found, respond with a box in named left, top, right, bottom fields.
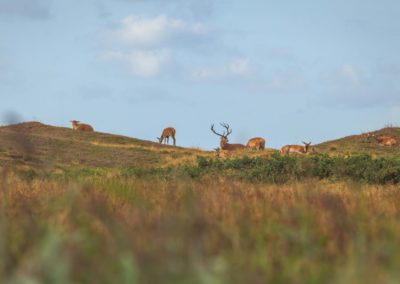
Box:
left=0, top=121, right=399, bottom=170
left=1, top=122, right=400, bottom=283
left=0, top=121, right=212, bottom=170
left=313, top=126, right=400, bottom=157
left=0, top=122, right=399, bottom=185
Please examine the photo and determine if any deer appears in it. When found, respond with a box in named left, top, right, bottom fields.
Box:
left=246, top=137, right=265, bottom=150
left=280, top=141, right=312, bottom=154
left=211, top=123, right=246, bottom=151
left=378, top=136, right=397, bottom=146
left=157, top=127, right=176, bottom=146
left=70, top=120, right=94, bottom=132
left=366, top=133, right=397, bottom=146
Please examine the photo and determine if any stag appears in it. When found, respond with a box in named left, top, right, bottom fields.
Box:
left=158, top=127, right=176, bottom=146
left=211, top=123, right=245, bottom=151
left=280, top=141, right=311, bottom=154
left=70, top=120, right=94, bottom=132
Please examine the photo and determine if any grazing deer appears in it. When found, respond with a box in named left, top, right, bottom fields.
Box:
left=246, top=137, right=265, bottom=150
left=158, top=127, right=176, bottom=146
left=280, top=141, right=311, bottom=154
left=367, top=133, right=397, bottom=146
left=211, top=123, right=245, bottom=151
left=70, top=120, right=94, bottom=132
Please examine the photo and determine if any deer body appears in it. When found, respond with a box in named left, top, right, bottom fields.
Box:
left=158, top=127, right=176, bottom=146
left=220, top=140, right=246, bottom=151
left=376, top=135, right=397, bottom=146
left=246, top=137, right=265, bottom=150
left=70, top=120, right=94, bottom=132
left=211, top=123, right=245, bottom=151
left=366, top=133, right=397, bottom=146
left=280, top=142, right=311, bottom=154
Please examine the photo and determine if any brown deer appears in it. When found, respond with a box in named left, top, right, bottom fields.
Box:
left=378, top=136, right=397, bottom=146
left=70, top=120, right=94, bottom=132
left=158, top=127, right=176, bottom=146
left=246, top=137, right=265, bottom=150
left=367, top=133, right=397, bottom=146
left=280, top=141, right=311, bottom=154
left=211, top=123, right=245, bottom=151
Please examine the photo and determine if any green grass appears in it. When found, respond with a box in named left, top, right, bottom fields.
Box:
left=1, top=122, right=400, bottom=283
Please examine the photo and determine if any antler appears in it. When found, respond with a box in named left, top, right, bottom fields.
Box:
left=211, top=124, right=224, bottom=137
left=302, top=141, right=311, bottom=145
left=220, top=123, right=232, bottom=137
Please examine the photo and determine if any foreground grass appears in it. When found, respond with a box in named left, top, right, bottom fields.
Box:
left=1, top=171, right=400, bottom=284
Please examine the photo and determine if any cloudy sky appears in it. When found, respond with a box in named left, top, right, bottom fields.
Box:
left=1, top=0, right=400, bottom=149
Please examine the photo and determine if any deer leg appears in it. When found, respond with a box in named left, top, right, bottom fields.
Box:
left=172, top=135, right=176, bottom=146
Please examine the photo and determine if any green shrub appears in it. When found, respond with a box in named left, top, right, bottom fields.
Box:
left=185, top=154, right=400, bottom=184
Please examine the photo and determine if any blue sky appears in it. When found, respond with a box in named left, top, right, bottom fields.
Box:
left=1, top=0, right=400, bottom=149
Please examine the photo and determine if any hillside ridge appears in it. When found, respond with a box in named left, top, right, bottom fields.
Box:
left=0, top=121, right=207, bottom=168
left=0, top=122, right=398, bottom=168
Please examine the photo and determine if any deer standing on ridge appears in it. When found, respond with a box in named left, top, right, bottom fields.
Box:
left=158, top=127, right=176, bottom=146
left=246, top=137, right=265, bottom=150
left=211, top=123, right=245, bottom=151
left=70, top=120, right=94, bottom=132
left=280, top=142, right=311, bottom=154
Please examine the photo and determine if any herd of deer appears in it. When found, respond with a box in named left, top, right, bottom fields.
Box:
left=70, top=120, right=398, bottom=156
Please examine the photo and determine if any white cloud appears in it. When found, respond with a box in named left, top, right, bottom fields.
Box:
left=98, top=49, right=170, bottom=78
left=99, top=14, right=208, bottom=78
left=126, top=49, right=169, bottom=77
left=104, top=15, right=206, bottom=47
left=190, top=58, right=251, bottom=81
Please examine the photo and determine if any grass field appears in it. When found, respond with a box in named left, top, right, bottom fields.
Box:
left=1, top=122, right=400, bottom=283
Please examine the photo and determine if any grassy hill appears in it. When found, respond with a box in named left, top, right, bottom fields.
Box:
left=0, top=122, right=399, bottom=172
left=313, top=127, right=400, bottom=157
left=0, top=121, right=211, bottom=169
left=1, top=122, right=400, bottom=284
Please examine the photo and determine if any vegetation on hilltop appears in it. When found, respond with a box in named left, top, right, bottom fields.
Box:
left=1, top=122, right=400, bottom=283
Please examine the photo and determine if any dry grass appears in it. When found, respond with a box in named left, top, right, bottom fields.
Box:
left=1, top=172, right=400, bottom=283
left=1, top=122, right=400, bottom=283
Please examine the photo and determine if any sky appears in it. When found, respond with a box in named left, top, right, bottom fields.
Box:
left=1, top=0, right=400, bottom=149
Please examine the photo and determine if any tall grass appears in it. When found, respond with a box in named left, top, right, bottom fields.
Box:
left=1, top=170, right=400, bottom=283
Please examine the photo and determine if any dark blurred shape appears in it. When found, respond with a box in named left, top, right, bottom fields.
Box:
left=2, top=111, right=35, bottom=162
left=2, top=111, right=21, bottom=125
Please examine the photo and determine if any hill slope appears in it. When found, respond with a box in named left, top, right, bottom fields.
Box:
left=313, top=127, right=400, bottom=157
left=0, top=122, right=209, bottom=169
left=0, top=122, right=399, bottom=170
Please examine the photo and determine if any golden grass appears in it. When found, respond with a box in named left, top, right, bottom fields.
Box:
left=1, top=172, right=400, bottom=283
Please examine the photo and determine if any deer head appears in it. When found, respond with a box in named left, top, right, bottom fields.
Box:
left=211, top=123, right=232, bottom=148
left=302, top=141, right=312, bottom=153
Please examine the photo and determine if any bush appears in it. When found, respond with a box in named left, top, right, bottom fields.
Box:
left=184, top=154, right=400, bottom=184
